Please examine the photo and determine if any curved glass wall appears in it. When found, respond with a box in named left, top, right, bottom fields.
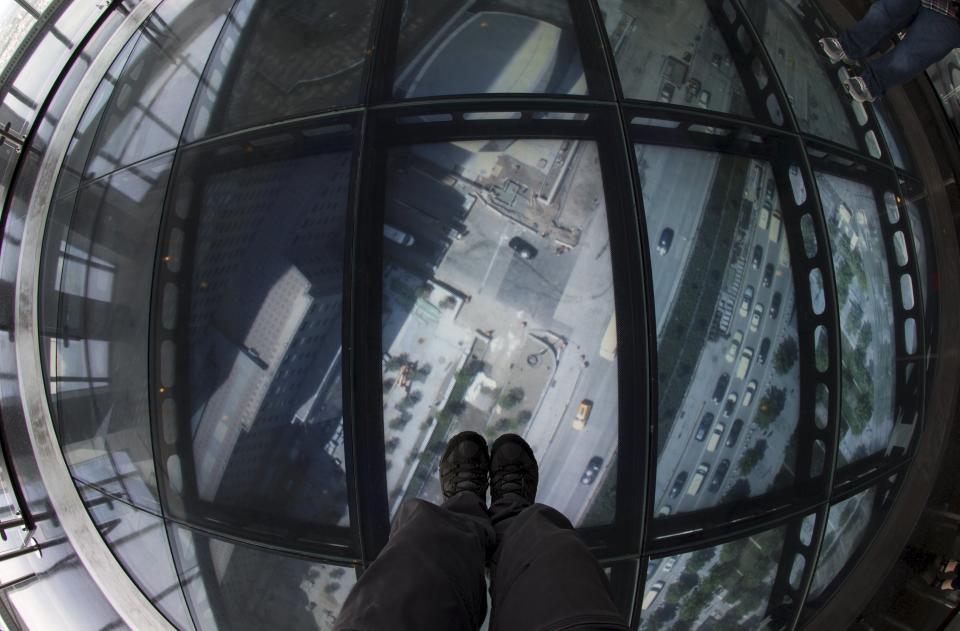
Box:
left=0, top=0, right=942, bottom=628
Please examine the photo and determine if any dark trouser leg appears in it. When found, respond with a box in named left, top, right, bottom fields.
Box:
left=839, top=0, right=920, bottom=59
left=487, top=495, right=628, bottom=631
left=861, top=8, right=960, bottom=97
left=334, top=493, right=494, bottom=631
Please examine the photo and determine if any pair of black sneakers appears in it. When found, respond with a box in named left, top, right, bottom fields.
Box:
left=439, top=431, right=539, bottom=504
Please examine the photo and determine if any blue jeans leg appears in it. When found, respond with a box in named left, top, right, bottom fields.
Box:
left=861, top=8, right=960, bottom=97
left=839, top=0, right=920, bottom=59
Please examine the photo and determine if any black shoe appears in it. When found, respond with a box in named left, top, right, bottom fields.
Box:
left=490, top=434, right=538, bottom=504
left=440, top=431, right=489, bottom=500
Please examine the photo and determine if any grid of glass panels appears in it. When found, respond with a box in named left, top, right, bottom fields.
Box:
left=7, top=0, right=938, bottom=628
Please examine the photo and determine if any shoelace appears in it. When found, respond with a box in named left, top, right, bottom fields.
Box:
left=492, top=463, right=526, bottom=495
left=449, top=464, right=486, bottom=493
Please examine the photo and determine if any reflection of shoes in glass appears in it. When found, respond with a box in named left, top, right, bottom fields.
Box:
left=936, top=555, right=959, bottom=575
left=440, top=431, right=489, bottom=500
left=843, top=76, right=876, bottom=103
left=490, top=434, right=538, bottom=504
left=818, top=37, right=850, bottom=63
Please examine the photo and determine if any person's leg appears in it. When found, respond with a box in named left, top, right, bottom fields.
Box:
left=839, top=0, right=921, bottom=59
left=859, top=7, right=960, bottom=97
left=485, top=435, right=627, bottom=631
left=335, top=493, right=493, bottom=631
left=335, top=432, right=495, bottom=631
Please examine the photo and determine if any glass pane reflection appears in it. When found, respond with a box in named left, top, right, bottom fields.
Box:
left=640, top=525, right=788, bottom=628
left=743, top=0, right=859, bottom=148
left=41, top=154, right=174, bottom=513
left=169, top=523, right=355, bottom=631
left=808, top=487, right=875, bottom=599
left=185, top=0, right=377, bottom=141
left=78, top=483, right=194, bottom=630
left=83, top=0, right=232, bottom=181
left=639, top=145, right=800, bottom=516
left=817, top=173, right=895, bottom=466
left=599, top=0, right=753, bottom=117
left=394, top=0, right=588, bottom=98
left=162, top=126, right=352, bottom=536
left=382, top=140, right=618, bottom=526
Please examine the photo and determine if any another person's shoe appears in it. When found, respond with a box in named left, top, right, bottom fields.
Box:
left=818, top=37, right=850, bottom=63
left=439, top=431, right=489, bottom=500
left=489, top=434, right=538, bottom=504
left=843, top=76, right=876, bottom=103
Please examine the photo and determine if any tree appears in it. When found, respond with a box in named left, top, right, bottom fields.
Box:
left=755, top=386, right=787, bottom=428
left=686, top=547, right=717, bottom=573
left=409, top=390, right=423, bottom=405
left=676, top=571, right=699, bottom=592
left=648, top=603, right=678, bottom=625
left=517, top=410, right=532, bottom=423
left=773, top=337, right=799, bottom=374
left=412, top=363, right=432, bottom=382
left=383, top=378, right=394, bottom=393
left=324, top=582, right=341, bottom=595
left=738, top=439, right=768, bottom=475
left=385, top=437, right=400, bottom=454
left=500, top=387, right=525, bottom=410
left=722, top=478, right=751, bottom=503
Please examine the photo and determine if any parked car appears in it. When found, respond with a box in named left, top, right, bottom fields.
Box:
left=723, top=392, right=739, bottom=416
left=726, top=418, right=744, bottom=447
left=670, top=472, right=689, bottom=498
left=509, top=237, right=537, bottom=260
left=658, top=82, right=675, bottom=103
left=769, top=291, right=783, bottom=319
left=743, top=380, right=758, bottom=407
left=750, top=302, right=764, bottom=332
left=713, top=372, right=730, bottom=403
left=763, top=263, right=775, bottom=288
left=657, top=228, right=674, bottom=255
left=695, top=413, right=715, bottom=441
left=580, top=456, right=603, bottom=484
left=687, top=463, right=711, bottom=496
left=709, top=459, right=731, bottom=493
left=661, top=556, right=677, bottom=573
left=726, top=330, right=744, bottom=363
left=752, top=245, right=763, bottom=269
left=739, top=285, right=755, bottom=317
left=642, top=581, right=666, bottom=611
left=758, top=337, right=772, bottom=365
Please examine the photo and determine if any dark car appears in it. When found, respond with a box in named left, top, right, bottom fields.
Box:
left=713, top=372, right=730, bottom=403
left=769, top=291, right=783, bottom=319
left=758, top=337, right=771, bottom=365
left=695, top=412, right=715, bottom=441
left=657, top=228, right=675, bottom=255
left=751, top=245, right=763, bottom=269
left=709, top=459, right=731, bottom=493
left=658, top=82, right=675, bottom=103
left=726, top=418, right=744, bottom=447
left=581, top=456, right=604, bottom=485
left=670, top=471, right=689, bottom=498
left=762, top=263, right=775, bottom=288
left=509, top=237, right=537, bottom=260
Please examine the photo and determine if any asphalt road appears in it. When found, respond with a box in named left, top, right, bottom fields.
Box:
left=652, top=162, right=802, bottom=515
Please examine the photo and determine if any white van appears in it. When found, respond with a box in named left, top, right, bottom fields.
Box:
left=687, top=463, right=711, bottom=496
left=706, top=422, right=725, bottom=453
left=737, top=347, right=754, bottom=380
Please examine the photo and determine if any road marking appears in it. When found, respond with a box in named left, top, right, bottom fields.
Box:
left=478, top=230, right=508, bottom=295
